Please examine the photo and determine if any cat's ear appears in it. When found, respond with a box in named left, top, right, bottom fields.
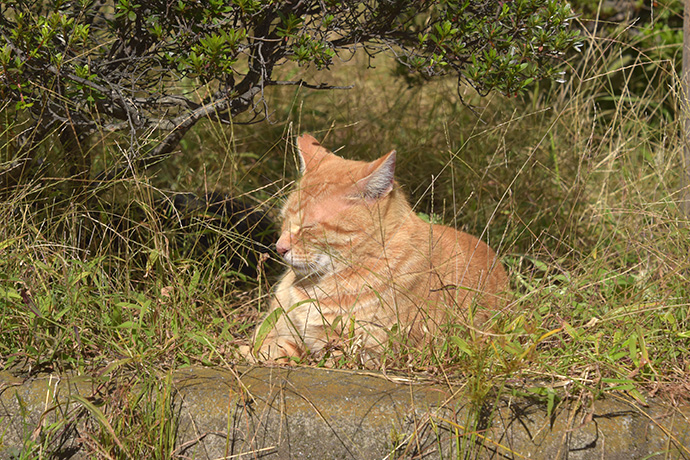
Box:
left=358, top=150, right=396, bottom=200
left=296, top=134, right=330, bottom=173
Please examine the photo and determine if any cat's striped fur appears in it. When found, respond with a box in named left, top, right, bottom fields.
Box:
left=253, top=134, right=508, bottom=363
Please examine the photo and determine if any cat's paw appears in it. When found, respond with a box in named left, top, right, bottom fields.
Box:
left=237, top=344, right=258, bottom=364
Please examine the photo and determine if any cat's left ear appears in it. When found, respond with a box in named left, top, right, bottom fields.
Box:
left=296, top=134, right=330, bottom=173
left=358, top=150, right=396, bottom=200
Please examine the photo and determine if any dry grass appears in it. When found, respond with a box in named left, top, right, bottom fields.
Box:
left=1, top=14, right=689, bottom=457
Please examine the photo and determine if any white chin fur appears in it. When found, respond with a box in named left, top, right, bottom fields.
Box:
left=285, top=252, right=333, bottom=276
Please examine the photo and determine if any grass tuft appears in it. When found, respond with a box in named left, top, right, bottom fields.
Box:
left=1, top=10, right=690, bottom=456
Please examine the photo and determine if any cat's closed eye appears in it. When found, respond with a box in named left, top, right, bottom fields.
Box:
left=300, top=223, right=317, bottom=232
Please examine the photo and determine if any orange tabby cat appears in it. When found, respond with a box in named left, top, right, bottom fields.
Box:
left=252, top=134, right=508, bottom=363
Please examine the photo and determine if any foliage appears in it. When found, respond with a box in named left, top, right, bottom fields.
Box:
left=567, top=0, right=683, bottom=123
left=0, top=2, right=688, bottom=457
left=8, top=368, right=180, bottom=458
left=1, top=0, right=580, bottom=188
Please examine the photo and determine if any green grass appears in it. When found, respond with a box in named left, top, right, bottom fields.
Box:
left=6, top=367, right=179, bottom=459
left=2, top=14, right=690, bottom=457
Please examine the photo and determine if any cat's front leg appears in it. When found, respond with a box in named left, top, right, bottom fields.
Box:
left=254, top=321, right=303, bottom=363
left=252, top=297, right=305, bottom=363
left=249, top=272, right=304, bottom=362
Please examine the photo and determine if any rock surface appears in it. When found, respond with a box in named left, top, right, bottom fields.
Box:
left=1, top=366, right=689, bottom=459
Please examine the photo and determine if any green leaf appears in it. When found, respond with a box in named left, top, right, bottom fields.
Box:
left=252, top=307, right=283, bottom=353
left=0, top=285, right=21, bottom=301
left=546, top=387, right=556, bottom=417
left=189, top=269, right=200, bottom=294
left=449, top=336, right=473, bottom=357
left=562, top=321, right=580, bottom=341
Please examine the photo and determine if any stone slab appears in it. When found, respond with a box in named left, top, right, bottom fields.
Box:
left=1, top=366, right=689, bottom=459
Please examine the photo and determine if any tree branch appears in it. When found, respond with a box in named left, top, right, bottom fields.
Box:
left=266, top=79, right=354, bottom=90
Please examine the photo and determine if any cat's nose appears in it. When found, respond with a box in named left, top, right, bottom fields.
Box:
left=276, top=239, right=290, bottom=256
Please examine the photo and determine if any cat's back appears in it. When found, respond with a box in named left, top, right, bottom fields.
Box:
left=406, top=218, right=508, bottom=310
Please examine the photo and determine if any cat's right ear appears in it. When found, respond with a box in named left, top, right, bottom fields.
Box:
left=358, top=150, right=397, bottom=200
left=296, top=134, right=329, bottom=173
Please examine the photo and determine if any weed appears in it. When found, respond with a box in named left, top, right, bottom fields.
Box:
left=1, top=4, right=689, bottom=457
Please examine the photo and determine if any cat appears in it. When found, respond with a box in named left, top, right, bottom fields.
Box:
left=252, top=134, right=508, bottom=364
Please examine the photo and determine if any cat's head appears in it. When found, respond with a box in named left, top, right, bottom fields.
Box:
left=275, top=134, right=399, bottom=276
